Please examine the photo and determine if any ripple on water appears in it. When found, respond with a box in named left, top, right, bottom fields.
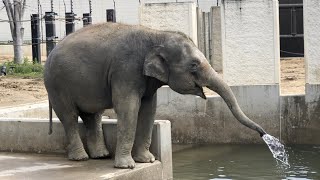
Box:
left=173, top=144, right=319, bottom=180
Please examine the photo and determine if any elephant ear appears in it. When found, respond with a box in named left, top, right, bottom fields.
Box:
left=143, top=49, right=169, bottom=83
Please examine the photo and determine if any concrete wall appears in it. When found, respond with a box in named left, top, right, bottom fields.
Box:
left=296, top=0, right=320, bottom=145
left=139, top=2, right=198, bottom=46
left=221, top=0, right=280, bottom=86
left=281, top=93, right=320, bottom=145
left=304, top=0, right=320, bottom=85
left=142, top=0, right=219, bottom=12
left=155, top=86, right=280, bottom=144
left=156, top=86, right=320, bottom=145
left=197, top=7, right=205, bottom=54
left=211, top=6, right=223, bottom=72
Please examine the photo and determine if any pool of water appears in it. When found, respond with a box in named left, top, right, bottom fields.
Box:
left=173, top=144, right=320, bottom=180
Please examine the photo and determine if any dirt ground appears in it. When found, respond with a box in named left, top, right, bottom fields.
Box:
left=280, top=57, right=305, bottom=95
left=0, top=56, right=305, bottom=107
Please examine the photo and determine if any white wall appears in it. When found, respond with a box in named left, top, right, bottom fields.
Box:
left=143, top=0, right=219, bottom=12
left=304, top=0, right=320, bottom=84
left=221, top=0, right=280, bottom=86
left=211, top=6, right=222, bottom=72
left=140, top=2, right=198, bottom=46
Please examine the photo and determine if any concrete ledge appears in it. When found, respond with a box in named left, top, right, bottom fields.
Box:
left=0, top=118, right=173, bottom=180
left=0, top=152, right=163, bottom=180
left=0, top=101, right=51, bottom=118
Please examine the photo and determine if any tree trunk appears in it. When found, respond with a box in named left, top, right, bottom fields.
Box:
left=13, top=36, right=23, bottom=64
left=3, top=0, right=26, bottom=64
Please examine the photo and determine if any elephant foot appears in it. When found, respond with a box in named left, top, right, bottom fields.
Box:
left=88, top=146, right=110, bottom=159
left=133, top=150, right=155, bottom=163
left=67, top=145, right=89, bottom=161
left=114, top=155, right=135, bottom=169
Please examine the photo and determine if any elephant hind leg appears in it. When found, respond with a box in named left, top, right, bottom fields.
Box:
left=50, top=97, right=88, bottom=161
left=80, top=111, right=110, bottom=159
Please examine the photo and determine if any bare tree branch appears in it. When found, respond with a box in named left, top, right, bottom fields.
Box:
left=13, top=0, right=19, bottom=21
left=2, top=0, right=14, bottom=37
left=21, top=0, right=26, bottom=18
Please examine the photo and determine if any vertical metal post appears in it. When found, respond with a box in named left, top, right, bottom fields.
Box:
left=50, top=0, right=54, bottom=12
left=31, top=14, right=41, bottom=63
left=291, top=7, right=297, bottom=36
left=70, top=0, right=73, bottom=13
left=45, top=12, right=56, bottom=57
left=65, top=12, right=75, bottom=35
left=106, top=9, right=116, bottom=22
left=89, top=0, right=92, bottom=14
left=83, top=13, right=92, bottom=27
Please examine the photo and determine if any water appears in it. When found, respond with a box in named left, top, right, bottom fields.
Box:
left=262, top=134, right=290, bottom=166
left=173, top=144, right=320, bottom=180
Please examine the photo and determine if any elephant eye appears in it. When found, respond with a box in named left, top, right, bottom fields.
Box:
left=190, top=62, right=198, bottom=73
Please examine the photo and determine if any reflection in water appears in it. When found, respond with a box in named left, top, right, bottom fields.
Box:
left=173, top=145, right=320, bottom=180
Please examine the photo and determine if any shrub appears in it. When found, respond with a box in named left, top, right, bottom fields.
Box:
left=3, top=58, right=44, bottom=78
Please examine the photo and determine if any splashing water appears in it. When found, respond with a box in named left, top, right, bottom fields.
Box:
left=262, top=134, right=290, bottom=166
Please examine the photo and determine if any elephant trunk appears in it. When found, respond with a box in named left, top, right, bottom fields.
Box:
left=205, top=68, right=267, bottom=137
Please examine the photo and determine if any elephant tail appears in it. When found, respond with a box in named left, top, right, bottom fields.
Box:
left=48, top=100, right=53, bottom=135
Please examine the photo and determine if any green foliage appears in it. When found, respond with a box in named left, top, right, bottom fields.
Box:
left=3, top=58, right=44, bottom=78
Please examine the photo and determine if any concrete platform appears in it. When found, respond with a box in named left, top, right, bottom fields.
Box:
left=0, top=119, right=173, bottom=180
left=0, top=152, right=162, bottom=180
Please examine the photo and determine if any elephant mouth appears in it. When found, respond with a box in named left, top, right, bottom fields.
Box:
left=195, top=82, right=206, bottom=100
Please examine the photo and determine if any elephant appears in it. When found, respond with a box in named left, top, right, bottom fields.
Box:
left=44, top=23, right=266, bottom=169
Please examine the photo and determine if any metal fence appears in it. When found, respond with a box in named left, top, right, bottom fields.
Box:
left=279, top=0, right=304, bottom=57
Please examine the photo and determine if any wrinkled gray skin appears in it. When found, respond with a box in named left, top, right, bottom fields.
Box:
left=44, top=23, right=266, bottom=169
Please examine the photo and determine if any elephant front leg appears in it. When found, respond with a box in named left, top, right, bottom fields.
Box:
left=132, top=94, right=157, bottom=163
left=113, top=93, right=141, bottom=169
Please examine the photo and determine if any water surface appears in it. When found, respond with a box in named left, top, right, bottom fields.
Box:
left=173, top=144, right=320, bottom=180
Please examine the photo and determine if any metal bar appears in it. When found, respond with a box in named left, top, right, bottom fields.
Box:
left=89, top=0, right=92, bottom=14
left=83, top=13, right=92, bottom=27
left=279, top=4, right=303, bottom=8
left=208, top=11, right=212, bottom=61
left=31, top=14, right=41, bottom=63
left=45, top=12, right=56, bottom=57
left=280, top=34, right=304, bottom=38
left=65, top=12, right=75, bottom=35
left=51, top=0, right=53, bottom=12
left=70, top=0, right=73, bottom=13
left=291, top=7, right=297, bottom=36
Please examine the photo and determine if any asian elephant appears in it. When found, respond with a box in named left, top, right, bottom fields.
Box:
left=44, top=23, right=266, bottom=169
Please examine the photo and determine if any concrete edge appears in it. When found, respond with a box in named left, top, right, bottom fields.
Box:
left=102, top=161, right=162, bottom=180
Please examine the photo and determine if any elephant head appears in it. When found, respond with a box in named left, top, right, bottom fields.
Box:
left=143, top=31, right=266, bottom=137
